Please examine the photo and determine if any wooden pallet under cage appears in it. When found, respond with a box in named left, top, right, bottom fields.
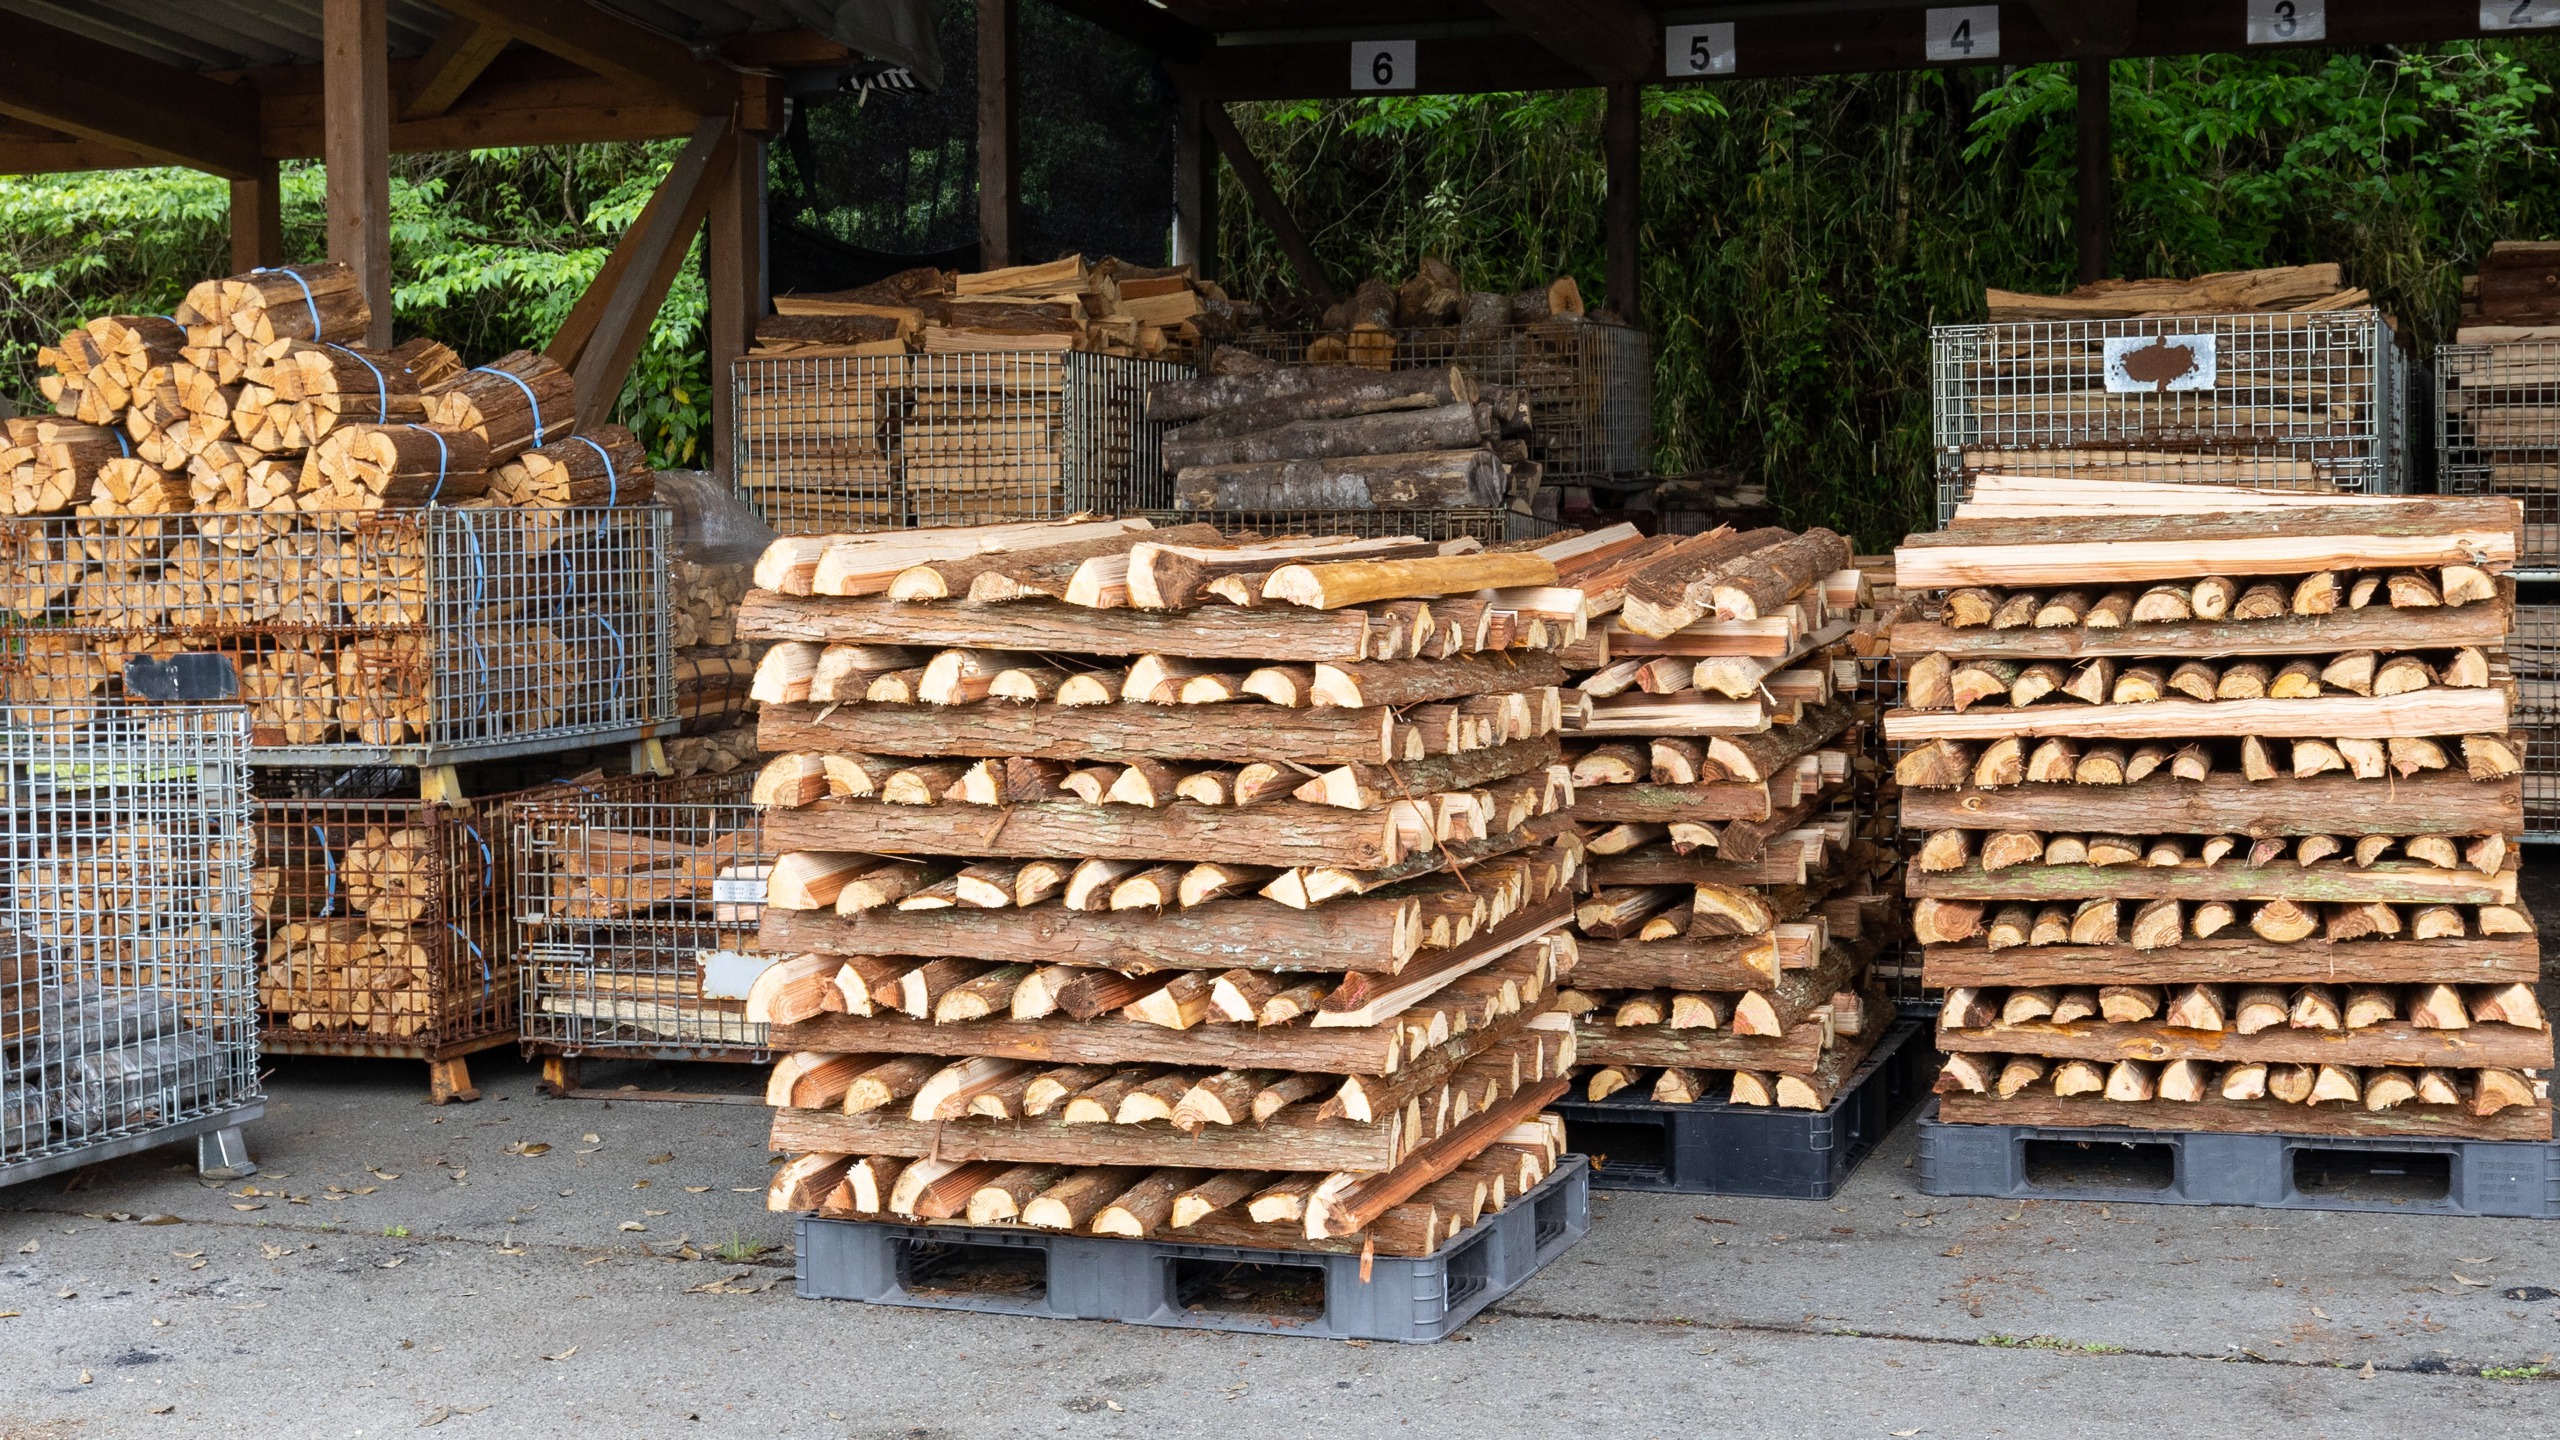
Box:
left=252, top=794, right=517, bottom=1101
left=0, top=507, right=673, bottom=767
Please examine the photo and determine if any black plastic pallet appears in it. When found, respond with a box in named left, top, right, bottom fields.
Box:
left=1553, top=1019, right=1927, bottom=1198
left=793, top=1155, right=1590, bottom=1342
left=1914, top=1100, right=2560, bottom=1217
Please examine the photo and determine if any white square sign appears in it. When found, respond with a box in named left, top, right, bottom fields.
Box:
left=1924, top=7, right=1999, bottom=62
left=1351, top=39, right=1416, bottom=92
left=1666, top=23, right=1736, bottom=77
left=2247, top=0, right=2327, bottom=43
left=2482, top=1, right=2560, bottom=29
left=2103, top=334, right=2219, bottom=393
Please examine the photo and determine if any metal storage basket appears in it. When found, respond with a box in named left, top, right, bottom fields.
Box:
left=0, top=506, right=674, bottom=768
left=2, top=705, right=258, bottom=1188
left=2515, top=601, right=2560, bottom=843
left=509, top=771, right=772, bottom=1062
left=1933, top=308, right=2410, bottom=526
left=2438, top=341, right=2560, bottom=574
left=1221, top=319, right=1652, bottom=486
left=733, top=350, right=1192, bottom=534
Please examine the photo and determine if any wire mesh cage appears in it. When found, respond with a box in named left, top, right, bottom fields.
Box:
left=1141, top=507, right=1557, bottom=545
left=251, top=789, right=515, bottom=1063
left=1932, top=308, right=2410, bottom=525
left=2515, top=601, right=2560, bottom=843
left=1, top=705, right=259, bottom=1187
left=733, top=350, right=1192, bottom=534
left=0, top=506, right=674, bottom=768
left=1220, top=320, right=1652, bottom=486
left=508, top=771, right=772, bottom=1061
left=2438, top=341, right=2560, bottom=572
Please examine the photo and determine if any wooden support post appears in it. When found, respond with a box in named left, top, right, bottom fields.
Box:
left=323, top=0, right=393, bottom=348
left=977, top=0, right=1022, bottom=269
left=1199, top=103, right=1336, bottom=307
left=1172, top=95, right=1216, bottom=278
left=539, top=1056, right=579, bottom=1095
left=554, top=116, right=734, bottom=431
left=230, top=161, right=284, bottom=273
left=707, top=129, right=767, bottom=485
left=2075, top=58, right=2111, bottom=286
left=1604, top=79, right=1641, bottom=326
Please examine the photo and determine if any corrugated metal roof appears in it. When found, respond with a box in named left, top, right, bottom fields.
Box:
left=0, top=0, right=845, bottom=73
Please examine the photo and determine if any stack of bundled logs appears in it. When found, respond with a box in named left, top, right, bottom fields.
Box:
left=754, top=255, right=1246, bottom=361
left=1890, top=478, right=2549, bottom=1139
left=2456, top=241, right=2560, bottom=339
left=744, top=515, right=1597, bottom=1256
left=1547, top=524, right=1903, bottom=1110
left=1149, top=362, right=1533, bottom=514
left=1253, top=259, right=1593, bottom=370
left=251, top=807, right=500, bottom=1043
left=668, top=557, right=764, bottom=778
left=1984, top=263, right=2371, bottom=323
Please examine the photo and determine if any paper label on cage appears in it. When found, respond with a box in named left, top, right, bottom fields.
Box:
left=696, top=950, right=776, bottom=1001
left=2102, top=334, right=2217, bottom=393
left=712, top=876, right=768, bottom=905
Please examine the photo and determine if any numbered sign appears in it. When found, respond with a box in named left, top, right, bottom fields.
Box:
left=2247, top=0, right=2327, bottom=43
left=1351, top=39, right=1416, bottom=92
left=1924, top=7, right=2000, bottom=62
left=2482, top=0, right=2560, bottom=30
left=1665, top=22, right=1736, bottom=77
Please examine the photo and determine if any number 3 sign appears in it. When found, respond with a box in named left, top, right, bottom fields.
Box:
left=2247, top=0, right=2327, bottom=43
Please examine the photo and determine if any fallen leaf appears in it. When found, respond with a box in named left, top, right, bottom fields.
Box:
left=496, top=1244, right=527, bottom=1256
left=379, top=1257, right=405, bottom=1269
left=78, top=1370, right=92, bottom=1384
left=517, top=1143, right=551, bottom=1158
left=1893, top=1430, right=1923, bottom=1437
left=1942, top=1245, right=1964, bottom=1258
left=151, top=1318, right=168, bottom=1327
left=15, top=1240, right=33, bottom=1254
left=647, top=1153, right=674, bottom=1165
left=261, top=1243, right=289, bottom=1260
left=2312, top=1307, right=2331, bottom=1320
left=2358, top=1361, right=2377, bottom=1379
left=582, top=1134, right=601, bottom=1145
left=542, top=1347, right=578, bottom=1362
left=683, top=1186, right=711, bottom=1194
left=187, top=1261, right=205, bottom=1271
left=148, top=1405, right=174, bottom=1415
left=138, top=1214, right=181, bottom=1226
left=230, top=1203, right=264, bottom=1212
left=170, top=1251, right=202, bottom=1259
left=644, top=1209, right=669, bottom=1217
left=0, top=1311, right=19, bottom=1319
left=620, top=1222, right=647, bottom=1233
left=2454, top=1273, right=2491, bottom=1287
left=352, top=1187, right=378, bottom=1196
left=57, top=1289, right=75, bottom=1299
left=371, top=1170, right=400, bottom=1180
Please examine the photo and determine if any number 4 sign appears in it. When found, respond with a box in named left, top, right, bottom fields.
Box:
left=2483, top=1, right=2560, bottom=29
left=1351, top=39, right=1416, bottom=92
left=1924, top=7, right=2000, bottom=62
left=2247, top=0, right=2327, bottom=43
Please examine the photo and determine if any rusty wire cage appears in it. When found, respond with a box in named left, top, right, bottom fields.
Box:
left=1220, top=320, right=1652, bottom=487
left=1141, top=506, right=1556, bottom=546
left=2, top=705, right=259, bottom=1187
left=508, top=771, right=772, bottom=1062
left=2514, top=600, right=2560, bottom=843
left=0, top=506, right=674, bottom=768
left=251, top=785, right=516, bottom=1067
left=1933, top=309, right=2413, bottom=526
left=2437, top=341, right=2560, bottom=575
left=732, top=350, right=1193, bottom=534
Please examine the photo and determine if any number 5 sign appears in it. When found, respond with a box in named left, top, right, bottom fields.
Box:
left=2247, top=0, right=2327, bottom=43
left=1665, top=23, right=1736, bottom=77
left=1351, top=39, right=1416, bottom=91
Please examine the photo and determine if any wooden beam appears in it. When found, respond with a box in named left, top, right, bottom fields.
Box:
left=431, top=0, right=737, bottom=112
left=1899, top=773, right=2521, bottom=840
left=230, top=162, right=284, bottom=273
left=255, top=53, right=704, bottom=156
left=1881, top=689, right=2511, bottom=744
left=1937, top=1091, right=2551, bottom=1143
left=977, top=0, right=1022, bottom=270
left=1935, top=1019, right=2552, bottom=1071
left=1172, top=95, right=1214, bottom=278
left=558, top=116, right=733, bottom=431
left=2075, top=58, right=2111, bottom=286
left=324, top=0, right=393, bottom=349
left=1482, top=0, right=1655, bottom=83
left=0, top=117, right=150, bottom=175
left=707, top=130, right=767, bottom=484
left=0, top=18, right=264, bottom=178
left=1603, top=79, right=1640, bottom=325
left=404, top=19, right=511, bottom=120
left=1198, top=101, right=1336, bottom=307
left=1922, top=935, right=2542, bottom=989
left=1908, top=858, right=2519, bottom=909
left=1045, top=0, right=1212, bottom=63
left=2030, top=0, right=2142, bottom=55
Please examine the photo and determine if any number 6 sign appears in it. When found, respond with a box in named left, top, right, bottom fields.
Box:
left=1351, top=40, right=1416, bottom=91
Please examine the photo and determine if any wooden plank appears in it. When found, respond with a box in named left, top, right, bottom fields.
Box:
left=1907, top=858, right=2518, bottom=907
left=1888, top=603, right=2512, bottom=659
left=1572, top=780, right=1775, bottom=826
left=770, top=1103, right=1408, bottom=1171
left=1899, top=774, right=2522, bottom=839
left=1573, top=1017, right=1833, bottom=1073
left=763, top=794, right=1414, bottom=869
left=404, top=19, right=512, bottom=119
left=977, top=0, right=1021, bottom=267
left=1936, top=1091, right=2552, bottom=1142
left=1881, top=689, right=2509, bottom=743
left=739, top=591, right=1376, bottom=662
left=433, top=0, right=735, bottom=110
left=1920, top=935, right=2543, bottom=988
left=1570, top=935, right=1783, bottom=991
left=1894, top=500, right=2522, bottom=587
left=324, top=0, right=394, bottom=349
left=757, top=700, right=1396, bottom=766
left=0, top=17, right=265, bottom=178
left=1934, top=1020, right=2554, bottom=1069
left=564, top=116, right=733, bottom=428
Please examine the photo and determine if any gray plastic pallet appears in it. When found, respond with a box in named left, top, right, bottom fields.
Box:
left=795, top=1155, right=1589, bottom=1342
left=1915, top=1100, right=2560, bottom=1217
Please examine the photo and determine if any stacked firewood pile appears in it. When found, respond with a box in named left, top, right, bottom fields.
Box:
left=1249, top=259, right=1594, bottom=370
left=1550, top=525, right=1902, bottom=1109
left=1890, top=478, right=2548, bottom=1138
left=752, top=256, right=1244, bottom=361
left=669, top=559, right=761, bottom=777
left=744, top=516, right=1595, bottom=1254
left=1149, top=362, right=1532, bottom=513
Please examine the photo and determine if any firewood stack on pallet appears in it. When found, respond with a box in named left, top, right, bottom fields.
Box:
left=668, top=558, right=762, bottom=778
left=1547, top=524, right=1902, bottom=1112
left=1889, top=477, right=2549, bottom=1141
left=1150, top=361, right=1532, bottom=515
left=753, top=255, right=1244, bottom=361
left=743, top=516, right=1602, bottom=1258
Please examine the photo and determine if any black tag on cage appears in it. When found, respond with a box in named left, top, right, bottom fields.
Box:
left=124, top=653, right=239, bottom=702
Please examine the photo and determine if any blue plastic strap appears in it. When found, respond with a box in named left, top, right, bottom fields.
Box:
left=112, top=429, right=130, bottom=457
left=404, top=424, right=452, bottom=505
left=252, top=266, right=320, bottom=331
left=472, top=365, right=546, bottom=442
left=327, top=342, right=392, bottom=423
left=458, top=822, right=494, bottom=893
left=568, top=435, right=620, bottom=507
left=310, top=824, right=338, bottom=918
left=448, top=925, right=493, bottom=996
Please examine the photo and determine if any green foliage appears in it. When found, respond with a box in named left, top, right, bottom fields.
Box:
left=1222, top=42, right=2560, bottom=547
left=0, top=144, right=709, bottom=468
